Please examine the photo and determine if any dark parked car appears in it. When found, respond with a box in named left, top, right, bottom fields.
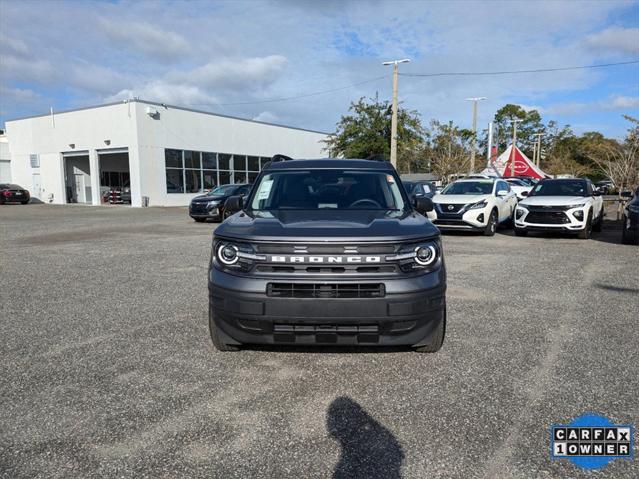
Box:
left=0, top=184, right=30, bottom=204
left=189, top=183, right=252, bottom=222
left=208, top=156, right=445, bottom=353
left=595, top=180, right=614, bottom=195
left=621, top=187, right=639, bottom=245
left=402, top=180, right=436, bottom=203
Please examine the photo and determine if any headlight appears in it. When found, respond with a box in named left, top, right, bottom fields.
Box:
left=468, top=200, right=488, bottom=210
left=386, top=240, right=441, bottom=273
left=207, top=200, right=220, bottom=208
left=217, top=243, right=239, bottom=265
left=515, top=207, right=526, bottom=219
left=568, top=203, right=585, bottom=209
left=414, top=245, right=437, bottom=266
left=572, top=210, right=584, bottom=220
left=213, top=239, right=265, bottom=271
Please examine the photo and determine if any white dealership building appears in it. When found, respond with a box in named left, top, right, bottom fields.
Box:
left=5, top=99, right=328, bottom=206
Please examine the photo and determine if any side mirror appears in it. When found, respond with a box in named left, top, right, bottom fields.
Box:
left=521, top=190, right=529, bottom=197
left=497, top=190, right=508, bottom=197
left=414, top=196, right=433, bottom=213
left=592, top=190, right=602, bottom=197
left=224, top=195, right=243, bottom=214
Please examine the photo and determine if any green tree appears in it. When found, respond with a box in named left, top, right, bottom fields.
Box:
left=323, top=96, right=426, bottom=173
left=492, top=104, right=544, bottom=156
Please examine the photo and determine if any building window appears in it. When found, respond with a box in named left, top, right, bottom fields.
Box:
left=165, top=149, right=265, bottom=193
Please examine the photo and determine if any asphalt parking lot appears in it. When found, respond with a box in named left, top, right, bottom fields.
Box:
left=1, top=204, right=638, bottom=478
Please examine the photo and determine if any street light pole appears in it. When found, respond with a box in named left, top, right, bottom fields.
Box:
left=383, top=58, right=411, bottom=168
left=509, top=118, right=523, bottom=177
left=533, top=132, right=543, bottom=166
left=465, top=97, right=486, bottom=173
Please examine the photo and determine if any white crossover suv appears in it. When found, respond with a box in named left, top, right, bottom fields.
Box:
left=427, top=178, right=518, bottom=236
left=514, top=178, right=604, bottom=239
left=505, top=178, right=533, bottom=200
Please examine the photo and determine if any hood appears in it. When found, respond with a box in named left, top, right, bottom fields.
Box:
left=520, top=196, right=588, bottom=207
left=191, top=194, right=228, bottom=203
left=215, top=209, right=439, bottom=242
left=433, top=194, right=488, bottom=205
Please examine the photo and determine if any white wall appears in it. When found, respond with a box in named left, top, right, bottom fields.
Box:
left=6, top=101, right=328, bottom=207
left=0, top=137, right=10, bottom=182
left=6, top=103, right=138, bottom=205
left=133, top=102, right=327, bottom=206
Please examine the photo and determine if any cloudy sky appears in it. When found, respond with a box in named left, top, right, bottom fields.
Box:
left=1, top=0, right=638, bottom=138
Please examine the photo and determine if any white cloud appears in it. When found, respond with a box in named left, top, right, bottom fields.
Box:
left=0, top=33, right=29, bottom=57
left=0, top=55, right=54, bottom=84
left=106, top=81, right=218, bottom=107
left=252, top=111, right=279, bottom=123
left=586, top=27, right=639, bottom=55
left=99, top=19, right=190, bottom=62
left=606, top=95, right=639, bottom=109
left=175, top=55, right=288, bottom=91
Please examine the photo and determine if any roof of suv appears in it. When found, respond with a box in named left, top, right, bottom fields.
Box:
left=264, top=158, right=394, bottom=171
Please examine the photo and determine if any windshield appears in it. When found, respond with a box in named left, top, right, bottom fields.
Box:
left=529, top=180, right=588, bottom=197
left=441, top=181, right=494, bottom=195
left=249, top=169, right=406, bottom=211
left=507, top=179, right=526, bottom=186
left=208, top=184, right=240, bottom=196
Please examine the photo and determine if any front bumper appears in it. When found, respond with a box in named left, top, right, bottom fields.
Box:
left=209, top=268, right=446, bottom=347
left=427, top=206, right=489, bottom=230
left=514, top=206, right=588, bottom=232
left=189, top=205, right=222, bottom=220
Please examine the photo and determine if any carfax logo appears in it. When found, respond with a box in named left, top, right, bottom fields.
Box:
left=551, top=413, right=634, bottom=470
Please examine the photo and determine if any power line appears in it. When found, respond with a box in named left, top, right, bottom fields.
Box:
left=216, top=75, right=389, bottom=106
left=399, top=60, right=639, bottom=77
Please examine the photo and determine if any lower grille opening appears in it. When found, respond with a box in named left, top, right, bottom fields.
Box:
left=267, top=283, right=385, bottom=298
left=526, top=212, right=570, bottom=224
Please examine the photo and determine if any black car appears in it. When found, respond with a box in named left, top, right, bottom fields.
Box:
left=402, top=180, right=436, bottom=202
left=208, top=156, right=446, bottom=353
left=621, top=187, right=639, bottom=245
left=189, top=183, right=252, bottom=222
left=0, top=184, right=30, bottom=204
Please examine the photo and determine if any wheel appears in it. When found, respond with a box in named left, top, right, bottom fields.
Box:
left=514, top=227, right=528, bottom=237
left=193, top=217, right=206, bottom=223
left=483, top=209, right=497, bottom=236
left=592, top=206, right=604, bottom=232
left=21, top=200, right=29, bottom=205
left=577, top=211, right=593, bottom=239
left=414, top=308, right=446, bottom=353
left=621, top=216, right=637, bottom=245
left=222, top=209, right=232, bottom=220
left=209, top=306, right=240, bottom=352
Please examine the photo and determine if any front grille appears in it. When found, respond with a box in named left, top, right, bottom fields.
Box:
left=190, top=203, right=209, bottom=213
left=267, top=283, right=385, bottom=298
left=525, top=211, right=570, bottom=224
left=434, top=219, right=466, bottom=226
left=257, top=265, right=396, bottom=274
left=437, top=203, right=466, bottom=213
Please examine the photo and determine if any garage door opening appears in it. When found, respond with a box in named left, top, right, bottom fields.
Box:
left=99, top=150, right=130, bottom=205
left=63, top=153, right=91, bottom=204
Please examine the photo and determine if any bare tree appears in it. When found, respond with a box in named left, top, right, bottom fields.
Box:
left=589, top=143, right=638, bottom=218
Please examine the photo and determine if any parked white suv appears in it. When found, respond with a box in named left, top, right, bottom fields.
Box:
left=504, top=178, right=533, bottom=200
left=514, top=178, right=604, bottom=239
left=428, top=178, right=518, bottom=236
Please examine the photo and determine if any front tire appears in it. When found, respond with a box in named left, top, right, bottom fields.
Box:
left=193, top=217, right=206, bottom=223
left=209, top=308, right=240, bottom=352
left=577, top=211, right=593, bottom=239
left=414, top=308, right=446, bottom=353
left=484, top=210, right=497, bottom=236
left=21, top=200, right=29, bottom=205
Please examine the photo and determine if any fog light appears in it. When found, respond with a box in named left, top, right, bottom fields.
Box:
left=477, top=213, right=484, bottom=223
left=516, top=208, right=525, bottom=219
left=573, top=210, right=584, bottom=220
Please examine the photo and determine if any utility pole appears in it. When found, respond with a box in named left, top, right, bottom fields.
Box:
left=448, top=120, right=453, bottom=163
left=465, top=97, right=487, bottom=173
left=509, top=118, right=523, bottom=177
left=533, top=132, right=543, bottom=166
left=383, top=58, right=411, bottom=168
left=486, top=121, right=493, bottom=166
